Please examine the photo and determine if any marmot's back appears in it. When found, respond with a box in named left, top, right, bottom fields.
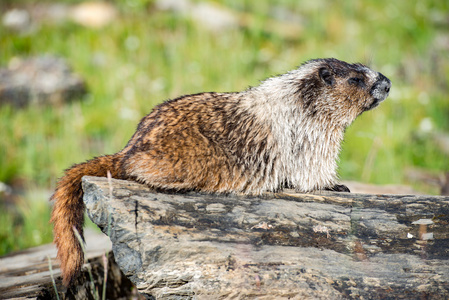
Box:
left=120, top=58, right=391, bottom=194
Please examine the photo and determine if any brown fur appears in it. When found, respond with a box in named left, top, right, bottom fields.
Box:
left=51, top=58, right=391, bottom=285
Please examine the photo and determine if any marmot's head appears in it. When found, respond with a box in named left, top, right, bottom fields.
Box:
left=289, top=58, right=391, bottom=126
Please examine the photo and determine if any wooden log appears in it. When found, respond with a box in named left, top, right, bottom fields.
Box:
left=82, top=176, right=449, bottom=299
left=0, top=229, right=141, bottom=299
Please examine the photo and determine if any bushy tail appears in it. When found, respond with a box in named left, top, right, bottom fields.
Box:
left=50, top=154, right=120, bottom=286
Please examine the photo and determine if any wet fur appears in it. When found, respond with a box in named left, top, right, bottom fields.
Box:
left=51, top=58, right=391, bottom=285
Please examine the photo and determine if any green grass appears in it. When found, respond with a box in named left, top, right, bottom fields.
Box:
left=0, top=188, right=53, bottom=254
left=1, top=0, right=448, bottom=255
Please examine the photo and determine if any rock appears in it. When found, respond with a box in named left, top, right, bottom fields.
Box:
left=70, top=1, right=117, bottom=29
left=82, top=176, right=449, bottom=299
left=2, top=2, right=117, bottom=32
left=0, top=55, right=87, bottom=108
left=155, top=0, right=238, bottom=32
left=2, top=8, right=31, bottom=32
left=153, top=0, right=303, bottom=38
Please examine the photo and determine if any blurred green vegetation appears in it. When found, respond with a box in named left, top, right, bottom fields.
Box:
left=0, top=0, right=448, bottom=254
left=0, top=188, right=52, bottom=254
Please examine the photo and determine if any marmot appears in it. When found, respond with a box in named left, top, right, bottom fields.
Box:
left=51, top=58, right=391, bottom=286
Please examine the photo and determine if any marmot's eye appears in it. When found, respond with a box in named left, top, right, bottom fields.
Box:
left=348, top=77, right=365, bottom=86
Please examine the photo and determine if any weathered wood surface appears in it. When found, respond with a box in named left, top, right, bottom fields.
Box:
left=82, top=176, right=449, bottom=299
left=0, top=229, right=140, bottom=300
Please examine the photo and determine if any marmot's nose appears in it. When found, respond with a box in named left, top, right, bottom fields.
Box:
left=370, top=73, right=391, bottom=101
left=384, top=82, right=390, bottom=94
left=379, top=79, right=391, bottom=95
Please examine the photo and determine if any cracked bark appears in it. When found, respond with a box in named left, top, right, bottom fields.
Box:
left=133, top=199, right=143, bottom=258
left=82, top=176, right=449, bottom=300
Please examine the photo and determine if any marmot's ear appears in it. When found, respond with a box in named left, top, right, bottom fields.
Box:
left=319, top=67, right=335, bottom=86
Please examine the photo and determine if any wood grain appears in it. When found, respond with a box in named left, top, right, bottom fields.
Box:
left=82, top=176, right=449, bottom=299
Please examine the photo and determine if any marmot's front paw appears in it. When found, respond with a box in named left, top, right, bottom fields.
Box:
left=325, top=184, right=350, bottom=193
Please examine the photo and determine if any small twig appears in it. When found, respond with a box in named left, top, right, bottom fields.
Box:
left=102, top=170, right=114, bottom=299
left=73, top=226, right=100, bottom=300
left=47, top=256, right=60, bottom=300
left=251, top=222, right=273, bottom=230
left=106, top=170, right=113, bottom=238
left=102, top=252, right=108, bottom=300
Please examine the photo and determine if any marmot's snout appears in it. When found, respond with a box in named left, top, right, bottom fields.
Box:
left=371, top=73, right=391, bottom=101
left=368, top=73, right=391, bottom=109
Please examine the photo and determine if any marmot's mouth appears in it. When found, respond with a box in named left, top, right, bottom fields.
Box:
left=366, top=99, right=382, bottom=111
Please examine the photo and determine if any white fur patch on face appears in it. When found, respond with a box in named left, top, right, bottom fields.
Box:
left=371, top=88, right=384, bottom=101
left=362, top=66, right=378, bottom=83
